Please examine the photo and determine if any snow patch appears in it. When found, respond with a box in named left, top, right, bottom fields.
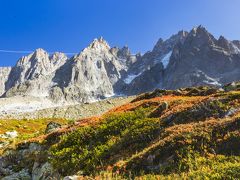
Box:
left=161, top=51, right=172, bottom=68
left=203, top=77, right=221, bottom=86
left=0, top=96, right=65, bottom=115
left=124, top=72, right=142, bottom=84
left=104, top=92, right=115, bottom=98
left=232, top=44, right=240, bottom=54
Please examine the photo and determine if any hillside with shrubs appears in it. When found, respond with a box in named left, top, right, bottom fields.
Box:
left=1, top=83, right=240, bottom=179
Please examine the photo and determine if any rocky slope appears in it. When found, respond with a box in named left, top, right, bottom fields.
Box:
left=0, top=26, right=240, bottom=105
left=1, top=83, right=240, bottom=179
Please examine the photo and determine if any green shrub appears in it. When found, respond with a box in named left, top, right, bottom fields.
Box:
left=49, top=108, right=157, bottom=175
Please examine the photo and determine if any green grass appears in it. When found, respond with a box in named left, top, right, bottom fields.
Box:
left=0, top=118, right=68, bottom=154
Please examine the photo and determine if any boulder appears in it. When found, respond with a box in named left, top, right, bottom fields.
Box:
left=32, top=162, right=60, bottom=180
left=45, top=122, right=61, bottom=134
left=2, top=169, right=31, bottom=180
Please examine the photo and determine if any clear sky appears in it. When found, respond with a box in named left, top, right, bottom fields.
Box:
left=0, top=0, right=240, bottom=66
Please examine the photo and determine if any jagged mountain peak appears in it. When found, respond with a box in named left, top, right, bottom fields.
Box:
left=50, top=52, right=68, bottom=61
left=16, top=48, right=67, bottom=67
left=191, top=25, right=208, bottom=34
left=1, top=26, right=240, bottom=103
left=217, top=35, right=240, bottom=54
left=33, top=48, right=67, bottom=58
left=152, top=31, right=188, bottom=55
left=183, top=25, right=216, bottom=47
left=218, top=35, right=228, bottom=41
left=31, top=48, right=49, bottom=61
left=152, top=38, right=164, bottom=52
left=217, top=35, right=230, bottom=48
left=89, top=36, right=110, bottom=50
left=177, top=30, right=188, bottom=37
left=77, top=37, right=111, bottom=59
left=34, top=48, right=48, bottom=54
left=117, top=46, right=131, bottom=58
left=189, top=25, right=214, bottom=38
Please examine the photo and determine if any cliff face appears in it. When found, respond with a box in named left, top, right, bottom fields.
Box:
left=4, top=49, right=67, bottom=98
left=163, top=26, right=240, bottom=90
left=0, top=38, right=137, bottom=103
left=0, top=26, right=240, bottom=103
left=50, top=37, right=133, bottom=103
left=122, top=26, right=240, bottom=95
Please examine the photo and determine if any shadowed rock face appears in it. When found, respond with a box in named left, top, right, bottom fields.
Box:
left=163, top=26, right=240, bottom=90
left=0, top=26, right=240, bottom=103
left=125, top=26, right=240, bottom=93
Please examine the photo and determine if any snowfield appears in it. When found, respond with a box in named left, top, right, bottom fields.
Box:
left=0, top=96, right=63, bottom=115
left=124, top=72, right=142, bottom=84
left=161, top=51, right=172, bottom=68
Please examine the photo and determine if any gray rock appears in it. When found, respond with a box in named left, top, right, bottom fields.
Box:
left=32, top=162, right=60, bottom=180
left=2, top=169, right=31, bottom=180
left=45, top=122, right=61, bottom=134
left=150, top=101, right=169, bottom=118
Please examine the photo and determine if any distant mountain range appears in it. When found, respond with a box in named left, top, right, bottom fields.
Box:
left=0, top=25, right=240, bottom=103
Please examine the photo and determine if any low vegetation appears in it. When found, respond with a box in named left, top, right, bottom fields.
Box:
left=1, top=84, right=240, bottom=179
left=0, top=118, right=68, bottom=154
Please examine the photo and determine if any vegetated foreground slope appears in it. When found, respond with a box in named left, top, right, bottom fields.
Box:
left=1, top=83, right=240, bottom=179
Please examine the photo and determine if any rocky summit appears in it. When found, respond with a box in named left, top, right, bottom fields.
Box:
left=1, top=26, right=240, bottom=104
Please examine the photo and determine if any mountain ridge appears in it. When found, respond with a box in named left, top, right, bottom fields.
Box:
left=0, top=25, right=240, bottom=104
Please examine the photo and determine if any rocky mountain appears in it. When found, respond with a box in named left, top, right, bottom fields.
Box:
left=0, top=26, right=240, bottom=104
left=120, top=26, right=240, bottom=95
left=49, top=37, right=136, bottom=103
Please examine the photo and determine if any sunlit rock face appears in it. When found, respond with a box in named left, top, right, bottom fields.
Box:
left=0, top=37, right=136, bottom=103
left=0, top=67, right=11, bottom=96
left=4, top=49, right=68, bottom=98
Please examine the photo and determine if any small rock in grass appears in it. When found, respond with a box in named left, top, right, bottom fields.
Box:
left=45, top=122, right=61, bottom=134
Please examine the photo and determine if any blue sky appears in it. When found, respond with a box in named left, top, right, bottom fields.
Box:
left=0, top=0, right=240, bottom=66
